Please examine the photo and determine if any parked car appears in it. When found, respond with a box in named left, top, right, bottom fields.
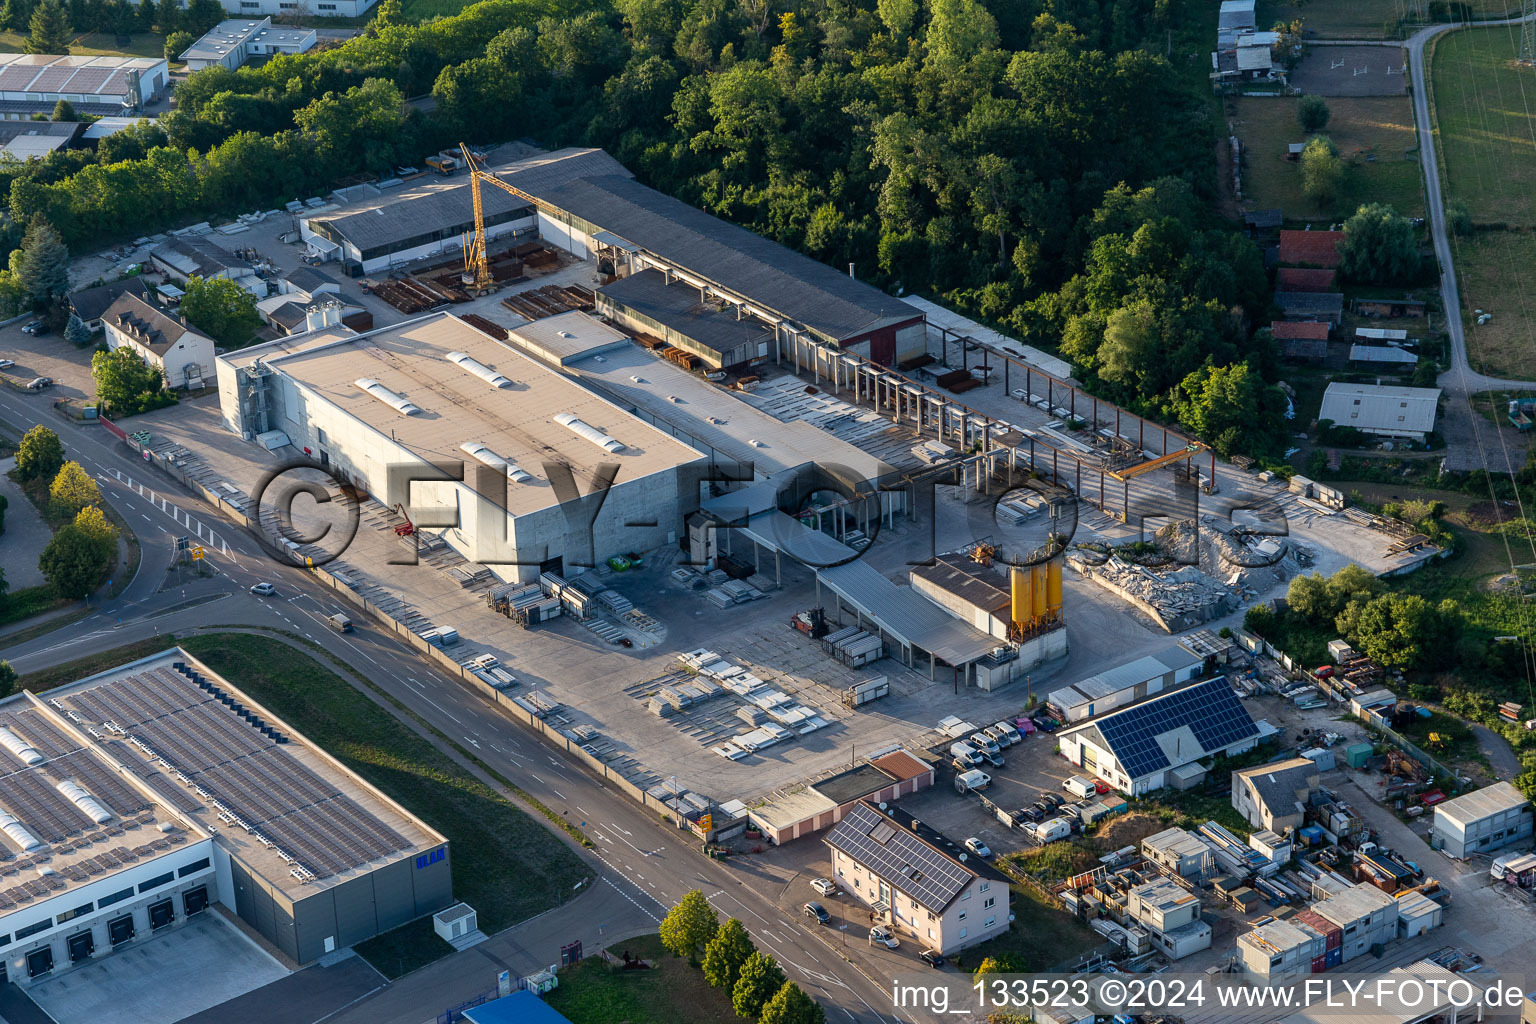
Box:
left=802, top=902, right=830, bottom=925
left=0, top=358, right=13, bottom=369
left=1040, top=793, right=1064, bottom=810
left=1014, top=806, right=1042, bottom=824
left=868, top=926, right=900, bottom=949
left=969, top=732, right=1000, bottom=756
left=991, top=721, right=1021, bottom=746
left=24, top=376, right=52, bottom=390
left=1093, top=779, right=1111, bottom=795
left=918, top=949, right=945, bottom=968
left=981, top=750, right=1005, bottom=769
left=249, top=582, right=276, bottom=596
left=20, top=320, right=44, bottom=335
left=964, top=837, right=992, bottom=858
left=810, top=878, right=838, bottom=897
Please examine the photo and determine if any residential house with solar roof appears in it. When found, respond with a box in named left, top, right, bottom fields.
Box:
left=823, top=801, right=1010, bottom=954
left=1056, top=679, right=1264, bottom=796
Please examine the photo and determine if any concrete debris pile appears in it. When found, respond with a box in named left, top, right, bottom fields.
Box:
left=1067, top=555, right=1238, bottom=632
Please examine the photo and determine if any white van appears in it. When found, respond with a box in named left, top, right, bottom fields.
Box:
left=1064, top=776, right=1096, bottom=799
left=956, top=769, right=992, bottom=793
left=950, top=741, right=983, bottom=767
left=970, top=732, right=1001, bottom=756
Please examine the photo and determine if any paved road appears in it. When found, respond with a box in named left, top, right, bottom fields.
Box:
left=1401, top=14, right=1536, bottom=473
left=1472, top=723, right=1523, bottom=779
left=0, top=393, right=915, bottom=1024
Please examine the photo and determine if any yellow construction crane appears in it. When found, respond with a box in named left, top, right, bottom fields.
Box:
left=458, top=143, right=538, bottom=295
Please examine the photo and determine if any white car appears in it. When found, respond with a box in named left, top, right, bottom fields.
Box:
left=869, top=926, right=900, bottom=949
left=964, top=837, right=992, bottom=858
left=0, top=358, right=13, bottom=369
left=810, top=877, right=838, bottom=897
left=249, top=582, right=276, bottom=596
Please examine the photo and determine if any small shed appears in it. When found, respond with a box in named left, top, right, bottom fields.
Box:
left=1168, top=762, right=1208, bottom=791
left=1345, top=742, right=1375, bottom=769
left=1327, top=639, right=1355, bottom=662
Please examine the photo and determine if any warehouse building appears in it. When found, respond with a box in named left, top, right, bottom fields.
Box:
left=596, top=268, right=777, bottom=370
left=213, top=0, right=380, bottom=16
left=1232, top=757, right=1320, bottom=834
left=301, top=171, right=538, bottom=275
left=0, top=649, right=448, bottom=983
left=475, top=147, right=925, bottom=367
left=217, top=312, right=705, bottom=582
left=180, top=18, right=316, bottom=72
left=0, top=121, right=80, bottom=160
left=0, top=54, right=167, bottom=119
left=1432, top=781, right=1533, bottom=860
left=1275, top=960, right=1484, bottom=1024
left=1318, top=382, right=1441, bottom=443
left=825, top=802, right=1009, bottom=955
left=151, top=235, right=257, bottom=289
left=1045, top=646, right=1203, bottom=724
left=1056, top=679, right=1263, bottom=796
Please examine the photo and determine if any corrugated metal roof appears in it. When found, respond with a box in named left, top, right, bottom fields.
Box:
left=1434, top=781, right=1530, bottom=827
left=1349, top=344, right=1417, bottom=364
left=532, top=173, right=921, bottom=342
left=818, top=560, right=997, bottom=666
left=1318, top=382, right=1440, bottom=435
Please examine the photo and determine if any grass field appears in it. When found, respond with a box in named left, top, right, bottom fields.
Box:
left=1451, top=231, right=1536, bottom=378
left=1257, top=0, right=1521, bottom=39
left=544, top=935, right=737, bottom=1024
left=0, top=31, right=166, bottom=58
left=1430, top=27, right=1536, bottom=227
left=165, top=634, right=581, bottom=978
left=960, top=883, right=1099, bottom=972
left=1235, top=96, right=1423, bottom=220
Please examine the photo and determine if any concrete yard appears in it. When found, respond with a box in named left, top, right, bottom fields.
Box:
left=26, top=910, right=288, bottom=1024
left=0, top=456, right=49, bottom=589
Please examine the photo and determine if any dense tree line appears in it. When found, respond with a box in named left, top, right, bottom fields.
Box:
left=5, top=0, right=1286, bottom=454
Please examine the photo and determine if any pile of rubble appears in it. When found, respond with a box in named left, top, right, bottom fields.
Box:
left=1068, top=554, right=1239, bottom=631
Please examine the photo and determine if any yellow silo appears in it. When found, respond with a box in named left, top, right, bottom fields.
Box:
left=1031, top=563, right=1048, bottom=621
left=1010, top=565, right=1031, bottom=628
left=1046, top=557, right=1063, bottom=619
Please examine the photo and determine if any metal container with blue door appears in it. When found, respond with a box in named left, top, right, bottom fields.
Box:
left=1326, top=946, right=1343, bottom=968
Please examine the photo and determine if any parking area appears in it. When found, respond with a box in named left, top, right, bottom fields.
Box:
left=26, top=910, right=288, bottom=1024
left=0, top=456, right=49, bottom=589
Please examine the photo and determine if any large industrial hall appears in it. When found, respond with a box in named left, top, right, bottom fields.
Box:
left=0, top=649, right=449, bottom=984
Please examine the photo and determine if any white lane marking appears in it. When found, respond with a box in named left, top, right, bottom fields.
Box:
left=549, top=787, right=566, bottom=800
left=576, top=806, right=589, bottom=816
left=530, top=772, right=545, bottom=784
left=419, top=695, right=462, bottom=723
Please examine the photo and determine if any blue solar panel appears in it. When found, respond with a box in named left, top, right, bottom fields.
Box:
left=1095, top=679, right=1258, bottom=780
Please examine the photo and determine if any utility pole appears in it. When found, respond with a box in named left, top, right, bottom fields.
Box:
left=1521, top=0, right=1536, bottom=67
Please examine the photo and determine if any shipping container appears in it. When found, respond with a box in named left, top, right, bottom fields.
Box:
left=1312, top=954, right=1327, bottom=973
left=1325, top=947, right=1343, bottom=969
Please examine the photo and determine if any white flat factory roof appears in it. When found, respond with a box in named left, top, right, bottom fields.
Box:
left=506, top=310, right=633, bottom=366
left=565, top=339, right=897, bottom=483
left=258, top=313, right=705, bottom=518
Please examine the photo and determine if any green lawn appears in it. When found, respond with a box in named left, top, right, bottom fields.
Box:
left=1256, top=0, right=1521, bottom=39
left=1449, top=230, right=1536, bottom=378
left=1235, top=96, right=1423, bottom=221
left=0, top=31, right=166, bottom=59
left=959, top=885, right=1099, bottom=972
left=169, top=634, right=589, bottom=974
left=353, top=917, right=453, bottom=979
left=544, top=934, right=738, bottom=1024
left=1431, top=26, right=1536, bottom=227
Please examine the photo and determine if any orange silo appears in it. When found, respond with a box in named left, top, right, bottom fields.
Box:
left=1031, top=563, right=1048, bottom=622
left=1010, top=565, right=1031, bottom=628
left=1046, top=556, right=1063, bottom=620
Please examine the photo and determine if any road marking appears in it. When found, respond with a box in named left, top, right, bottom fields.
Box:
left=530, top=772, right=545, bottom=784
left=141, top=515, right=151, bottom=522
left=549, top=787, right=566, bottom=799
left=467, top=739, right=479, bottom=748
left=576, top=806, right=589, bottom=816
left=762, top=930, right=781, bottom=945
left=598, top=873, right=661, bottom=923
left=419, top=695, right=461, bottom=723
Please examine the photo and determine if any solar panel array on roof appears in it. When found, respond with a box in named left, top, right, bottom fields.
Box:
left=62, top=67, right=111, bottom=93
left=1093, top=678, right=1259, bottom=781
left=824, top=803, right=973, bottom=913
left=61, top=663, right=412, bottom=880
left=0, top=66, right=37, bottom=90
left=28, top=66, right=75, bottom=92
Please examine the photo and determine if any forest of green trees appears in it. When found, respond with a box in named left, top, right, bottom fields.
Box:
left=1, top=0, right=1287, bottom=455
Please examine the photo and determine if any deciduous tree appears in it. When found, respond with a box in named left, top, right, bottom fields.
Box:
left=659, top=889, right=718, bottom=962
left=759, top=980, right=825, bottom=1024
left=733, top=950, right=786, bottom=1020
left=0, top=660, right=16, bottom=699
left=40, top=521, right=110, bottom=598
left=51, top=99, right=75, bottom=122
left=164, top=29, right=192, bottom=61
left=180, top=275, right=259, bottom=347
left=48, top=460, right=101, bottom=519
left=1297, top=94, right=1329, bottom=132
left=92, top=345, right=173, bottom=415
left=1339, top=202, right=1420, bottom=284
left=1300, top=135, right=1343, bottom=207
left=702, top=918, right=755, bottom=991
left=16, top=425, right=64, bottom=482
